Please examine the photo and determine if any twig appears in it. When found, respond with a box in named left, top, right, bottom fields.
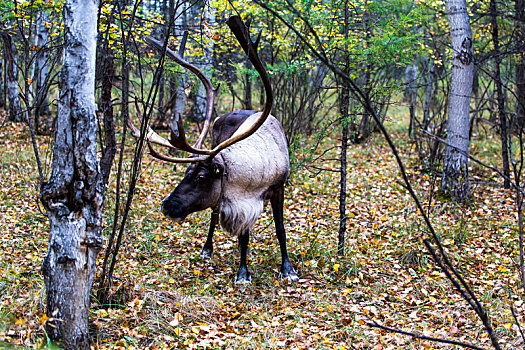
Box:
left=367, top=321, right=486, bottom=350
left=510, top=303, right=525, bottom=344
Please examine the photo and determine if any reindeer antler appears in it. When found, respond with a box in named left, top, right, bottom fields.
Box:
left=129, top=15, right=273, bottom=163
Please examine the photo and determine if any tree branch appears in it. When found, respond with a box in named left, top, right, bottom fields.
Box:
left=367, top=321, right=486, bottom=350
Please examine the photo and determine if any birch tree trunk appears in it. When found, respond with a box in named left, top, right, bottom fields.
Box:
left=190, top=1, right=214, bottom=122
left=35, top=13, right=50, bottom=118
left=1, top=30, right=22, bottom=122
left=171, top=0, right=187, bottom=130
left=441, top=0, right=474, bottom=202
left=40, top=1, right=102, bottom=348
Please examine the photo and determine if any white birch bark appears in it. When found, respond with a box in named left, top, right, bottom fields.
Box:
left=442, top=0, right=474, bottom=202
left=190, top=1, right=214, bottom=122
left=172, top=0, right=187, bottom=130
left=40, top=1, right=102, bottom=348
left=1, top=29, right=22, bottom=121
left=35, top=13, right=50, bottom=116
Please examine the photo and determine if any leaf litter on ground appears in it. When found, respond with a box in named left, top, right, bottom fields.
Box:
left=0, top=114, right=523, bottom=349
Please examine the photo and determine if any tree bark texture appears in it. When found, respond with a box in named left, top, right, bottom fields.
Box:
left=98, top=8, right=116, bottom=186
left=1, top=30, right=22, bottom=122
left=441, top=0, right=474, bottom=202
left=35, top=14, right=50, bottom=117
left=40, top=1, right=101, bottom=348
left=171, top=0, right=187, bottom=130
left=190, top=1, right=215, bottom=122
left=0, top=50, right=4, bottom=108
left=339, top=83, right=349, bottom=256
left=338, top=2, right=351, bottom=256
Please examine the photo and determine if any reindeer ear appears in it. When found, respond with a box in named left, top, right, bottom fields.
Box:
left=212, top=163, right=224, bottom=177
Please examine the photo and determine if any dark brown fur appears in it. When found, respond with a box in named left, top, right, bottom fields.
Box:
left=211, top=110, right=256, bottom=147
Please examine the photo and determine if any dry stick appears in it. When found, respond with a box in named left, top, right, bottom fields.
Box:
left=509, top=129, right=525, bottom=297
left=367, top=321, right=486, bottom=350
left=517, top=170, right=525, bottom=297
left=422, top=238, right=481, bottom=312
left=510, top=303, right=525, bottom=343
left=252, top=2, right=502, bottom=349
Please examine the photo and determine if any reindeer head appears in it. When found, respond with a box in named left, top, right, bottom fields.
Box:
left=129, top=16, right=274, bottom=221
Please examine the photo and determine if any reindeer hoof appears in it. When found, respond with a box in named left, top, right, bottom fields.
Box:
left=200, top=247, right=213, bottom=260
left=235, top=266, right=252, bottom=284
left=280, top=264, right=299, bottom=282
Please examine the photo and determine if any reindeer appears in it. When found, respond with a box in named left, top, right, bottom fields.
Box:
left=130, top=16, right=298, bottom=283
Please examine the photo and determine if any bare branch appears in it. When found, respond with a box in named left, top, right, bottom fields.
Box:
left=367, top=321, right=486, bottom=350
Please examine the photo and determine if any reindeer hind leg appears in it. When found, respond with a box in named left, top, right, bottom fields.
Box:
left=271, top=185, right=298, bottom=281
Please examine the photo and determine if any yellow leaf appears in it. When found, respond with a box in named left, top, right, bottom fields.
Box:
left=333, top=263, right=340, bottom=272
left=39, top=314, right=49, bottom=325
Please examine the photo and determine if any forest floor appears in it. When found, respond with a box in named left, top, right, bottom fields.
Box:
left=0, top=112, right=524, bottom=349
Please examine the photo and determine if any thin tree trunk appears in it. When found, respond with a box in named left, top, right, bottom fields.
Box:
left=423, top=58, right=436, bottom=130
left=357, top=0, right=374, bottom=142
left=244, top=58, right=253, bottom=110
left=490, top=0, right=510, bottom=189
left=406, top=63, right=418, bottom=138
left=40, top=1, right=101, bottom=348
left=1, top=30, right=22, bottom=122
left=305, top=64, right=328, bottom=134
left=0, top=51, right=4, bottom=109
left=2, top=53, right=7, bottom=108
left=441, top=0, right=474, bottom=203
left=338, top=1, right=351, bottom=256
left=339, top=86, right=349, bottom=256
left=516, top=0, right=525, bottom=131
left=98, top=3, right=116, bottom=186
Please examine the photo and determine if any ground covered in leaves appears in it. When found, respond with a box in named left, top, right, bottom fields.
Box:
left=0, top=113, right=524, bottom=349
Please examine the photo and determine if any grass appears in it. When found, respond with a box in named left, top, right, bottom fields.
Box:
left=0, top=106, right=524, bottom=349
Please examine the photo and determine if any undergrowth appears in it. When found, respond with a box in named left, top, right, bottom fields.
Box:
left=0, top=107, right=523, bottom=349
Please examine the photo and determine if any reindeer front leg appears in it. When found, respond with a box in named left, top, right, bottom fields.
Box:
left=235, top=230, right=252, bottom=283
left=201, top=208, right=219, bottom=260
